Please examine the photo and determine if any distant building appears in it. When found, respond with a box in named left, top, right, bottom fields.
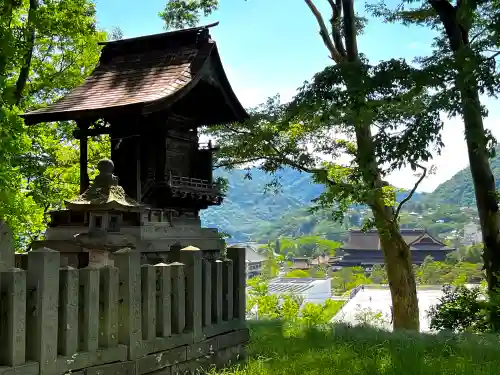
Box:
left=228, top=243, right=268, bottom=280
left=267, top=277, right=332, bottom=305
left=290, top=257, right=312, bottom=270
left=463, top=222, right=482, bottom=246
left=336, top=228, right=455, bottom=267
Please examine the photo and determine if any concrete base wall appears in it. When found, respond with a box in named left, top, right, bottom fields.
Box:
left=2, top=329, right=249, bottom=375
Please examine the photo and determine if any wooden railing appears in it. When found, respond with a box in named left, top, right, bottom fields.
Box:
left=168, top=173, right=220, bottom=191
left=5, top=246, right=247, bottom=375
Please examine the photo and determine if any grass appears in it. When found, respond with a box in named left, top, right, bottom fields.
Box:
left=215, top=321, right=500, bottom=375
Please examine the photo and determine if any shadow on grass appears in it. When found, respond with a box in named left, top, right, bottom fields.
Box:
left=223, top=320, right=500, bottom=375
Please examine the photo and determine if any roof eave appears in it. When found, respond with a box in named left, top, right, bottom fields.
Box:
left=64, top=201, right=147, bottom=212
left=141, top=42, right=248, bottom=124
left=209, top=44, right=249, bottom=123
left=97, top=22, right=220, bottom=47
left=21, top=102, right=144, bottom=126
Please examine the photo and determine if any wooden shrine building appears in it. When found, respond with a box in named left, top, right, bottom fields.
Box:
left=8, top=24, right=251, bottom=375
left=336, top=228, right=455, bottom=268
left=22, top=23, right=248, bottom=259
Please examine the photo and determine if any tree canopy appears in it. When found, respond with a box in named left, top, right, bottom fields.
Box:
left=0, top=0, right=110, bottom=249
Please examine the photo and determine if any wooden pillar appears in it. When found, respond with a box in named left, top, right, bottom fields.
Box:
left=135, top=140, right=141, bottom=202
left=207, top=141, right=214, bottom=184
left=77, top=122, right=90, bottom=194
left=156, top=135, right=166, bottom=184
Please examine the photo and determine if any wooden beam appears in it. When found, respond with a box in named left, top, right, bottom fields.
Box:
left=77, top=122, right=90, bottom=194
left=73, top=127, right=111, bottom=139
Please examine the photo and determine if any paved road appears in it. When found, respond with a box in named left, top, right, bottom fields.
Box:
left=332, top=288, right=444, bottom=332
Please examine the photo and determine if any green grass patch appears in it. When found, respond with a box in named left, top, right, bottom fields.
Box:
left=216, top=321, right=500, bottom=374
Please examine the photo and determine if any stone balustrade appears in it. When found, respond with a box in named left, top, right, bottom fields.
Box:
left=4, top=246, right=248, bottom=375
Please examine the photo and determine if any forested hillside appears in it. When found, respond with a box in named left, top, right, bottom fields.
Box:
left=200, top=164, right=487, bottom=243
left=200, top=167, right=427, bottom=242
left=425, top=148, right=500, bottom=207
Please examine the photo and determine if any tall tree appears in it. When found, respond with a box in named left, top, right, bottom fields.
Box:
left=369, top=0, right=500, bottom=328
left=161, top=0, right=445, bottom=330
left=0, top=0, right=110, bottom=249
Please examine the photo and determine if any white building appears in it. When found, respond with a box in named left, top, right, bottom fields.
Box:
left=463, top=222, right=482, bottom=246
left=267, top=277, right=332, bottom=305
left=228, top=243, right=268, bottom=279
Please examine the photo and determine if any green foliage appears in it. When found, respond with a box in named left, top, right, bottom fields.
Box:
left=428, top=285, right=491, bottom=333
left=160, top=0, right=219, bottom=30
left=217, top=320, right=500, bottom=375
left=370, top=264, right=388, bottom=284
left=276, top=235, right=340, bottom=258
left=328, top=260, right=483, bottom=294
left=0, top=0, right=110, bottom=249
left=353, top=306, right=390, bottom=329
left=331, top=266, right=372, bottom=293
left=202, top=167, right=484, bottom=244
left=284, top=269, right=310, bottom=278
left=246, top=278, right=343, bottom=324
left=415, top=258, right=483, bottom=285
left=258, top=244, right=281, bottom=280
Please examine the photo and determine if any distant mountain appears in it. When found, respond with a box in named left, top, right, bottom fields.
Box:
left=425, top=148, right=500, bottom=207
left=200, top=167, right=425, bottom=242
left=200, top=168, right=323, bottom=242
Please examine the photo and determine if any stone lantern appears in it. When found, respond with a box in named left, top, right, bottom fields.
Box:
left=35, top=159, right=150, bottom=268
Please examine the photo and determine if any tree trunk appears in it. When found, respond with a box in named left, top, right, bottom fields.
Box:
left=13, top=0, right=39, bottom=106
left=306, top=0, right=420, bottom=331
left=374, top=210, right=420, bottom=330
left=457, top=69, right=500, bottom=329
left=353, top=116, right=420, bottom=331
left=429, top=0, right=500, bottom=330
left=0, top=1, right=15, bottom=81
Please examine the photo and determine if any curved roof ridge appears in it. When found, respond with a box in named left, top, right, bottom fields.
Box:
left=21, top=25, right=248, bottom=125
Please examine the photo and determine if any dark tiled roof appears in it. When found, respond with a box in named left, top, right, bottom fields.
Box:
left=22, top=24, right=247, bottom=124
left=342, top=230, right=380, bottom=250
left=27, top=48, right=197, bottom=116
left=342, top=229, right=451, bottom=251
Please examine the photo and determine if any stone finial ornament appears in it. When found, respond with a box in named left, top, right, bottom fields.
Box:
left=64, top=159, right=146, bottom=211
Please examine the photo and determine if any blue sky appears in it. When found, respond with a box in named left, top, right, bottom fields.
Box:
left=94, top=0, right=500, bottom=192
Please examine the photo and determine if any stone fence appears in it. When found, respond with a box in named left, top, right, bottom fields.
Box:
left=0, top=246, right=248, bottom=375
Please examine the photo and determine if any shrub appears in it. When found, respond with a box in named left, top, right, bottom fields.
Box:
left=427, top=284, right=490, bottom=333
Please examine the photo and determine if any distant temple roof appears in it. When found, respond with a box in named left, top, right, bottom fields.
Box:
left=65, top=159, right=147, bottom=212
left=342, top=228, right=453, bottom=251
left=22, top=22, right=248, bottom=125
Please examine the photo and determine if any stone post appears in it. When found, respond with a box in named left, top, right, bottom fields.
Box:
left=202, top=258, right=212, bottom=327
left=58, top=266, right=79, bottom=356
left=170, top=262, right=186, bottom=334
left=112, top=248, right=142, bottom=360
left=180, top=246, right=203, bottom=342
left=141, top=264, right=156, bottom=341
left=154, top=263, right=172, bottom=338
left=99, top=266, right=119, bottom=348
left=0, top=268, right=26, bottom=366
left=227, top=247, right=246, bottom=325
left=79, top=265, right=100, bottom=352
left=211, top=260, right=223, bottom=324
left=0, top=220, right=14, bottom=269
left=26, top=248, right=60, bottom=375
left=222, top=259, right=233, bottom=321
